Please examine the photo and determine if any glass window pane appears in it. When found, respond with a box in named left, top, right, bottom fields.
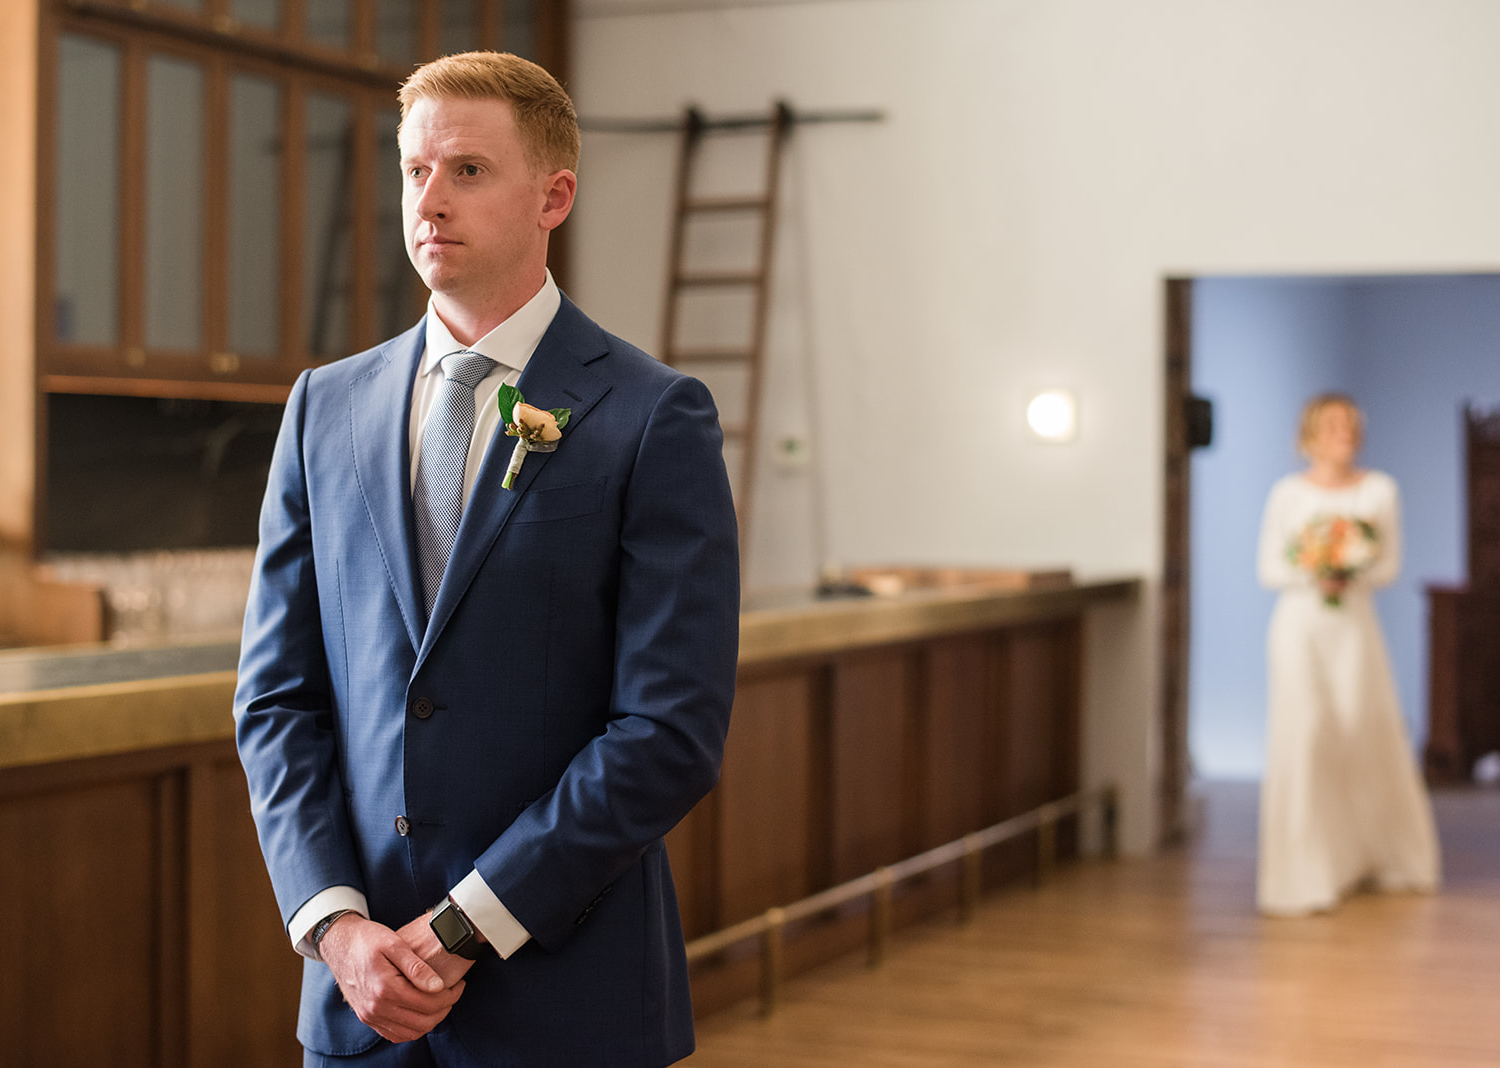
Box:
left=439, top=0, right=481, bottom=56
left=231, top=0, right=280, bottom=31
left=305, top=0, right=352, bottom=51
left=228, top=74, right=281, bottom=357
left=145, top=55, right=205, bottom=352
left=503, top=0, right=537, bottom=61
left=375, top=0, right=417, bottom=69
left=55, top=35, right=121, bottom=346
left=374, top=109, right=422, bottom=339
left=304, top=93, right=353, bottom=358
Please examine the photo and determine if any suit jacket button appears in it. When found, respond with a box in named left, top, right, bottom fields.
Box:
left=410, top=697, right=434, bottom=719
left=395, top=816, right=411, bottom=836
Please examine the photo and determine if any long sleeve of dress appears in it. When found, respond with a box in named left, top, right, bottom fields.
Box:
left=1257, top=478, right=1309, bottom=591
left=1359, top=473, right=1402, bottom=590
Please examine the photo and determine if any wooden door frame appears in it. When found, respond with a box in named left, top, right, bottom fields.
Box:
left=1160, top=277, right=1194, bottom=845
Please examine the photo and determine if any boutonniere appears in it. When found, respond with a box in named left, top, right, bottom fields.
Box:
left=497, top=383, right=571, bottom=490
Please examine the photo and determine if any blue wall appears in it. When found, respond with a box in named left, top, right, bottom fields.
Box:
left=1190, top=274, right=1500, bottom=780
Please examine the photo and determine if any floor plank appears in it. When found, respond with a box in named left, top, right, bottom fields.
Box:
left=686, top=781, right=1500, bottom=1067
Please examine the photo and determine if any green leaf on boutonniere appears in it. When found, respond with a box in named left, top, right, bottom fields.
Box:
left=497, top=383, right=524, bottom=424
left=497, top=387, right=573, bottom=490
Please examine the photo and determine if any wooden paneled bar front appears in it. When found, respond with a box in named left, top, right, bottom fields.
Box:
left=0, top=576, right=1137, bottom=1063
left=674, top=577, right=1137, bottom=1012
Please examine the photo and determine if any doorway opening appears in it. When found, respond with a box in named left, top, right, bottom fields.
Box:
left=1163, top=273, right=1500, bottom=809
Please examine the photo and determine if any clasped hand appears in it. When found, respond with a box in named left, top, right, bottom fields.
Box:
left=317, top=912, right=476, bottom=1044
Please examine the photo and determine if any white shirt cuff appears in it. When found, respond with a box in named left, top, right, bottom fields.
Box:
left=289, top=886, right=370, bottom=962
left=451, top=869, right=531, bottom=959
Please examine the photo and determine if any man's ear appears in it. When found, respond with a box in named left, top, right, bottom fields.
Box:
left=540, top=170, right=577, bottom=231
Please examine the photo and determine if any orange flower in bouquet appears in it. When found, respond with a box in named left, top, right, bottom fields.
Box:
left=1286, top=515, right=1380, bottom=607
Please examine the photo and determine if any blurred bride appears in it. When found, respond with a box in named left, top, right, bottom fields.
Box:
left=1255, top=393, right=1440, bottom=916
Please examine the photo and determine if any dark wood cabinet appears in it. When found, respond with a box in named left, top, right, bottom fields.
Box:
left=1424, top=405, right=1500, bottom=782
left=1, top=0, right=570, bottom=568
left=1425, top=586, right=1500, bottom=781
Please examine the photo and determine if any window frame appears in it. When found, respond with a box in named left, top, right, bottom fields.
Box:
left=38, top=0, right=567, bottom=402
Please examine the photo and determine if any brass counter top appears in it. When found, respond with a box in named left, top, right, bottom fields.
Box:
left=0, top=577, right=1139, bottom=772
left=737, top=576, right=1138, bottom=665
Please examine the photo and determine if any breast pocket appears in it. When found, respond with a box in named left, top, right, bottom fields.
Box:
left=511, top=476, right=608, bottom=524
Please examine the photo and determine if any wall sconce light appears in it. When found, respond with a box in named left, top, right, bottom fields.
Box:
left=1026, top=389, right=1078, bottom=443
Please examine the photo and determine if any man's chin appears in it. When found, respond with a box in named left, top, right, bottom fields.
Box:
left=416, top=264, right=462, bottom=295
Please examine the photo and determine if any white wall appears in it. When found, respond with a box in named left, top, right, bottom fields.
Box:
left=565, top=0, right=1500, bottom=853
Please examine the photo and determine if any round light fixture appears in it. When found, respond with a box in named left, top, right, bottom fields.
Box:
left=1026, top=389, right=1078, bottom=443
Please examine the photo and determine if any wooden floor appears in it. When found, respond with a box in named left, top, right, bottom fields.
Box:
left=685, top=781, right=1500, bottom=1067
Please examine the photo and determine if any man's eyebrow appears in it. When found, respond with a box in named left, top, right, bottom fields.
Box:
left=402, top=150, right=492, bottom=168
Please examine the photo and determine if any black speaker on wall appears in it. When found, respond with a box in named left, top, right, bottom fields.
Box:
left=1185, top=395, right=1214, bottom=450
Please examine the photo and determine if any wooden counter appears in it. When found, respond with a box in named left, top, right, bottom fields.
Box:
left=0, top=577, right=1137, bottom=1064
left=0, top=578, right=1136, bottom=768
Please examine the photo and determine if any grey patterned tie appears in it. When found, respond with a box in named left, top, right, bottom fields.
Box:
left=414, top=349, right=497, bottom=619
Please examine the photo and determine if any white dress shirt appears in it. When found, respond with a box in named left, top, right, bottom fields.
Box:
left=288, top=271, right=561, bottom=962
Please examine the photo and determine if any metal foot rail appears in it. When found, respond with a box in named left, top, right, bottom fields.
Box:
left=685, top=784, right=1119, bottom=1016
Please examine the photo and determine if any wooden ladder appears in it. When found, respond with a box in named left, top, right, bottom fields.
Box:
left=659, top=102, right=795, bottom=563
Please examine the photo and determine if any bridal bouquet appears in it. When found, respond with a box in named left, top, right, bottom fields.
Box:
left=1286, top=515, right=1380, bottom=607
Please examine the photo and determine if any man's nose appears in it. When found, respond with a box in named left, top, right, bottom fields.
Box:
left=414, top=177, right=448, bottom=220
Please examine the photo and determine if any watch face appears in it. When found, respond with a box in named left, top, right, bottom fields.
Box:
left=431, top=905, right=469, bottom=948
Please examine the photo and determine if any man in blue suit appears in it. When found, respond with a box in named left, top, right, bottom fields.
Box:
left=234, top=51, right=739, bottom=1067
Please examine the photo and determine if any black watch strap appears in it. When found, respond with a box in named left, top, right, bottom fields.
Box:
left=311, top=909, right=353, bottom=949
left=430, top=897, right=485, bottom=960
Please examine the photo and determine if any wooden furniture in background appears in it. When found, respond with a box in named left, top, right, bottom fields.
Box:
left=0, top=578, right=1137, bottom=1061
left=1425, top=404, right=1500, bottom=782
left=1425, top=585, right=1500, bottom=781
left=1465, top=403, right=1500, bottom=583
left=0, top=547, right=106, bottom=647
left=669, top=578, right=1133, bottom=1013
left=0, top=572, right=105, bottom=647
left=1, top=0, right=569, bottom=563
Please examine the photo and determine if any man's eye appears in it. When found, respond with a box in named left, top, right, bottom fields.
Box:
left=408, top=167, right=424, bottom=180
left=461, top=164, right=480, bottom=177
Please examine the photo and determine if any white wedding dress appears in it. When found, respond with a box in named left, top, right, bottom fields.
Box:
left=1255, top=470, right=1440, bottom=915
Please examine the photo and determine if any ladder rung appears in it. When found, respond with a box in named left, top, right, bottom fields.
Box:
left=675, top=270, right=764, bottom=288
left=668, top=347, right=755, bottom=364
left=685, top=196, right=770, bottom=214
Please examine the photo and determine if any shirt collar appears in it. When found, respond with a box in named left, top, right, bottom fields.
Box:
left=419, top=270, right=561, bottom=378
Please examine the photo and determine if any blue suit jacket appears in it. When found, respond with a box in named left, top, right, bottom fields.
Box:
left=233, top=296, right=739, bottom=1065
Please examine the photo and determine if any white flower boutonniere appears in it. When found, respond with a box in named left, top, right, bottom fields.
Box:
left=497, top=383, right=572, bottom=490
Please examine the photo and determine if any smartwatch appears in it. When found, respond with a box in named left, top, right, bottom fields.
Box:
left=429, top=897, right=485, bottom=960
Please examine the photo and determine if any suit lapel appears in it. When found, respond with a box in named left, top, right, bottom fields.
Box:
left=418, top=298, right=612, bottom=662
left=350, top=321, right=426, bottom=654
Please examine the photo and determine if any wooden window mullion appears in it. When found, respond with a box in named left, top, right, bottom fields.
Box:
left=283, top=78, right=308, bottom=371
left=204, top=56, right=229, bottom=367
left=120, top=37, right=147, bottom=369
left=353, top=0, right=376, bottom=67
left=348, top=97, right=376, bottom=353
left=538, top=0, right=570, bottom=81
left=419, top=0, right=439, bottom=63
left=284, top=0, right=305, bottom=45
left=478, top=0, right=500, bottom=51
